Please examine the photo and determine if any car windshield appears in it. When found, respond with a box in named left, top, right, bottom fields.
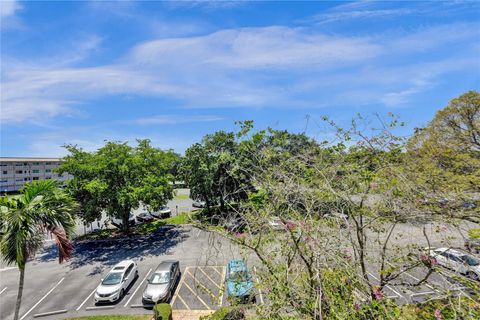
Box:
left=149, top=272, right=170, bottom=284
left=460, top=255, right=480, bottom=266
left=228, top=270, right=250, bottom=282
left=102, top=272, right=123, bottom=285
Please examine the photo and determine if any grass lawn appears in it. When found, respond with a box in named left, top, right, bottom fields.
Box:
left=66, top=315, right=151, bottom=320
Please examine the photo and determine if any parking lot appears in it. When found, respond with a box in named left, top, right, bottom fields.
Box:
left=364, top=258, right=475, bottom=305
left=0, top=225, right=249, bottom=320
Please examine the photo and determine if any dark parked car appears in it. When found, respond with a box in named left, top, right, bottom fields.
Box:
left=136, top=212, right=155, bottom=223
left=151, top=206, right=172, bottom=219
left=142, top=260, right=180, bottom=305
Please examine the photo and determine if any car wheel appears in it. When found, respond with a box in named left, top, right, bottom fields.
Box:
left=120, top=289, right=125, bottom=299
left=467, top=271, right=479, bottom=281
left=135, top=270, right=139, bottom=278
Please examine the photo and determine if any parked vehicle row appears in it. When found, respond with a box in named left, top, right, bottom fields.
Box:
left=95, top=259, right=180, bottom=306
left=427, top=247, right=480, bottom=281
left=94, top=258, right=256, bottom=307
left=109, top=206, right=172, bottom=228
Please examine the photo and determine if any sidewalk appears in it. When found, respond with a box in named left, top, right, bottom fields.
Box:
left=173, top=309, right=214, bottom=320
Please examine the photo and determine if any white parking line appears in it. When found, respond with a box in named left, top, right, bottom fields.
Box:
left=124, top=268, right=152, bottom=307
left=367, top=272, right=406, bottom=302
left=410, top=291, right=436, bottom=297
left=218, top=266, right=226, bottom=307
left=76, top=288, right=97, bottom=311
left=0, top=287, right=7, bottom=295
left=183, top=280, right=210, bottom=309
left=176, top=293, right=190, bottom=310
left=0, top=267, right=17, bottom=272
left=171, top=267, right=188, bottom=306
left=20, top=277, right=65, bottom=320
left=197, top=267, right=221, bottom=289
left=386, top=261, right=437, bottom=291
left=253, top=266, right=263, bottom=305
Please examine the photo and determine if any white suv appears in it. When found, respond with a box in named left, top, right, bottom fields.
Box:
left=428, top=247, right=480, bottom=281
left=95, top=260, right=138, bottom=303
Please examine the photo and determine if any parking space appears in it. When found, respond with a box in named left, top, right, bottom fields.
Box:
left=366, top=260, right=472, bottom=304
left=0, top=225, right=247, bottom=319
left=171, top=266, right=226, bottom=310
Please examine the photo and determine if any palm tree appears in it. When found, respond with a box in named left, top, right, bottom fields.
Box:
left=0, top=180, right=77, bottom=320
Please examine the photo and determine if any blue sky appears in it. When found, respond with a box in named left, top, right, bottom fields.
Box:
left=1, top=0, right=479, bottom=156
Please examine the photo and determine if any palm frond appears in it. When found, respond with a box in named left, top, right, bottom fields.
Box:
left=47, top=226, right=74, bottom=263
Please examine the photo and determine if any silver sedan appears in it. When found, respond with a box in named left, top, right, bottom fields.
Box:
left=142, top=260, right=180, bottom=305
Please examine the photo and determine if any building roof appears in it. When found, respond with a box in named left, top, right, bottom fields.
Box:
left=0, top=157, right=62, bottom=162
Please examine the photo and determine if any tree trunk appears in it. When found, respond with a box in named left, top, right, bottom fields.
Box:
left=122, top=209, right=130, bottom=235
left=13, top=267, right=25, bottom=320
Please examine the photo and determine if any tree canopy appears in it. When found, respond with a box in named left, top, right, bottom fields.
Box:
left=57, top=139, right=178, bottom=233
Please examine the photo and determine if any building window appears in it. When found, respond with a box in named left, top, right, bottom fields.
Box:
left=45, top=176, right=51, bottom=179
left=0, top=180, right=7, bottom=183
left=0, top=164, right=7, bottom=167
left=23, top=162, right=28, bottom=166
left=16, top=178, right=22, bottom=182
left=46, top=162, right=52, bottom=165
left=45, top=169, right=51, bottom=173
left=32, top=162, right=40, bottom=165
left=15, top=170, right=23, bottom=174
left=2, top=171, right=7, bottom=174
left=58, top=173, right=63, bottom=178
left=32, top=177, right=39, bottom=180
left=32, top=169, right=40, bottom=173
left=23, top=177, right=30, bottom=181
left=16, top=163, right=22, bottom=166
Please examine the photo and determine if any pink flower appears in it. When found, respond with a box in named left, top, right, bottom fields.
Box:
left=434, top=309, right=443, bottom=320
left=286, top=221, right=297, bottom=230
left=354, top=303, right=360, bottom=311
left=373, top=287, right=383, bottom=300
left=420, top=255, right=438, bottom=267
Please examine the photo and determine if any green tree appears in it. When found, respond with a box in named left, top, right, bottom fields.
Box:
left=181, top=131, right=253, bottom=214
left=407, top=91, right=480, bottom=223
left=57, top=139, right=176, bottom=234
left=0, top=180, right=77, bottom=320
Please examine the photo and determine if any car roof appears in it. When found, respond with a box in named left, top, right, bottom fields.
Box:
left=154, top=260, right=178, bottom=272
left=114, top=260, right=135, bottom=268
left=434, top=248, right=464, bottom=256
left=228, top=259, right=247, bottom=272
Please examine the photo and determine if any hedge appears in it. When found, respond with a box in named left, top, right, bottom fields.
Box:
left=154, top=303, right=172, bottom=320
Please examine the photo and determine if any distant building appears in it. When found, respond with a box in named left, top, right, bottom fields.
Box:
left=0, top=157, right=72, bottom=192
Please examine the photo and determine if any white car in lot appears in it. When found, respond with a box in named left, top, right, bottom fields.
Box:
left=95, top=260, right=138, bottom=303
left=192, top=199, right=206, bottom=208
left=428, top=247, right=480, bottom=281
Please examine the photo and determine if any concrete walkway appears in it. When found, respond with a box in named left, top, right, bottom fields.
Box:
left=173, top=309, right=215, bottom=320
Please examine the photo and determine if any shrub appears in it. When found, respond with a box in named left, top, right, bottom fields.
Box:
left=200, top=307, right=246, bottom=320
left=153, top=303, right=172, bottom=320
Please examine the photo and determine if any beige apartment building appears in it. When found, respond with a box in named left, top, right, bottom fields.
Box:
left=0, top=157, right=72, bottom=192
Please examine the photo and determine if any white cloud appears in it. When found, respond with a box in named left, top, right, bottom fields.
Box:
left=0, top=0, right=20, bottom=18
left=135, top=115, right=224, bottom=125
left=1, top=22, right=479, bottom=124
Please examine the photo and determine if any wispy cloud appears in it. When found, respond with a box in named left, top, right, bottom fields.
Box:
left=135, top=115, right=224, bottom=125
left=1, top=20, right=479, bottom=124
left=0, top=0, right=21, bottom=18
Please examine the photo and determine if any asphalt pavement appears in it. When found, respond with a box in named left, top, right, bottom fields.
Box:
left=0, top=225, right=249, bottom=320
